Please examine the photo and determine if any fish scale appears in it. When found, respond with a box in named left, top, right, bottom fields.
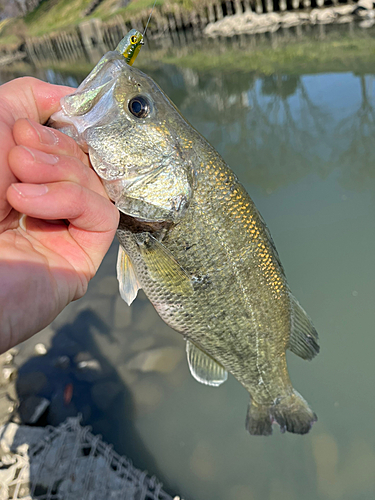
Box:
left=50, top=42, right=320, bottom=436
left=157, top=156, right=291, bottom=396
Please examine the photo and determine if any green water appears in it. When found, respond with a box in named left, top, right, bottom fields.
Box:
left=2, top=29, right=375, bottom=500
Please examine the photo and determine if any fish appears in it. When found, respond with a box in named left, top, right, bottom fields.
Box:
left=50, top=39, right=320, bottom=436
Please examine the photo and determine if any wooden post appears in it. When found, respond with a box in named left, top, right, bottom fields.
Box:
left=215, top=2, right=224, bottom=20
left=254, top=0, right=263, bottom=14
left=242, top=0, right=252, bottom=12
left=174, top=5, right=184, bottom=30
left=207, top=3, right=216, bottom=22
left=225, top=0, right=233, bottom=15
left=25, top=38, right=38, bottom=66
left=265, top=0, right=273, bottom=12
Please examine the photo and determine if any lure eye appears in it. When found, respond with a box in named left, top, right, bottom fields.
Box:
left=128, top=96, right=150, bottom=118
left=130, top=35, right=137, bottom=44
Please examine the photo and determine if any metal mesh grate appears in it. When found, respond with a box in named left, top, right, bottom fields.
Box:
left=1, top=417, right=176, bottom=500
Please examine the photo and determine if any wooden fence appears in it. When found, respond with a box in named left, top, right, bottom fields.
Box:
left=1, top=0, right=359, bottom=67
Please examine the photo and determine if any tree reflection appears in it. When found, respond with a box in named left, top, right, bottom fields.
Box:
left=24, top=61, right=375, bottom=195
left=162, top=65, right=374, bottom=195
left=334, top=75, right=375, bottom=191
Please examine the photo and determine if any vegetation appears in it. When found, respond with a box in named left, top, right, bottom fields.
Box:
left=0, top=0, right=193, bottom=40
left=137, top=32, right=375, bottom=76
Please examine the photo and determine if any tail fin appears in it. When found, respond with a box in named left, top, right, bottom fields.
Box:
left=271, top=390, right=317, bottom=434
left=246, top=391, right=317, bottom=436
left=246, top=401, right=273, bottom=436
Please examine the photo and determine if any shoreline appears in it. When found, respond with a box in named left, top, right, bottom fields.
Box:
left=1, top=1, right=374, bottom=67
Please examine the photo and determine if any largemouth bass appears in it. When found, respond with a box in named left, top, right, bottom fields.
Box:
left=50, top=43, right=320, bottom=436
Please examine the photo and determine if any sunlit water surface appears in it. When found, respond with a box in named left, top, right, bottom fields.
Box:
left=2, top=33, right=375, bottom=500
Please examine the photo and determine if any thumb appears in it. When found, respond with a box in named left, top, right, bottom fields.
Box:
left=0, top=77, right=74, bottom=126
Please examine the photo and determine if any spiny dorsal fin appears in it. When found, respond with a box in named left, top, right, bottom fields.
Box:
left=135, top=233, right=193, bottom=296
left=116, top=246, right=141, bottom=306
left=289, top=295, right=320, bottom=360
left=186, top=340, right=228, bottom=387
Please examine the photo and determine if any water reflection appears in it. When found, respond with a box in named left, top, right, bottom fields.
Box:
left=2, top=31, right=375, bottom=500
left=16, top=308, right=170, bottom=486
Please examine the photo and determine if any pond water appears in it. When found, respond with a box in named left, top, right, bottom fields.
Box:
left=1, top=26, right=375, bottom=500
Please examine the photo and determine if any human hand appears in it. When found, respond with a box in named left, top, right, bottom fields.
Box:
left=0, top=77, right=119, bottom=353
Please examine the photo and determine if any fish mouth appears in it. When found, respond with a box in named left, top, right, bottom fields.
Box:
left=48, top=111, right=89, bottom=152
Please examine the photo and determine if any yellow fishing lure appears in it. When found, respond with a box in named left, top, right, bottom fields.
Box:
left=116, top=29, right=144, bottom=66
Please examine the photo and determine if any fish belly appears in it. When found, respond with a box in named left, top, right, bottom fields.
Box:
left=117, top=158, right=293, bottom=406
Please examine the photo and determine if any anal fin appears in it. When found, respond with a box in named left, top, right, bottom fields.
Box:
left=116, top=246, right=141, bottom=306
left=186, top=340, right=228, bottom=387
left=289, top=295, right=320, bottom=360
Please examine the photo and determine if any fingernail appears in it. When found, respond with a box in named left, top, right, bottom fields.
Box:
left=27, top=119, right=58, bottom=145
left=21, top=146, right=58, bottom=165
left=12, top=183, right=48, bottom=197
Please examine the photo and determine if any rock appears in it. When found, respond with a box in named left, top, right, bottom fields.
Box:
left=53, top=355, right=70, bottom=369
left=47, top=394, right=77, bottom=427
left=17, top=396, right=49, bottom=425
left=132, top=380, right=163, bottom=411
left=34, top=343, right=47, bottom=356
left=96, top=276, right=119, bottom=296
left=17, top=372, right=48, bottom=398
left=129, top=336, right=155, bottom=352
left=6, top=383, right=18, bottom=403
left=359, top=18, right=375, bottom=27
left=311, top=8, right=337, bottom=24
left=74, top=353, right=103, bottom=382
left=0, top=351, right=14, bottom=365
left=77, top=359, right=101, bottom=371
left=80, top=296, right=113, bottom=326
left=126, top=347, right=183, bottom=374
left=0, top=422, right=45, bottom=454
left=134, top=302, right=161, bottom=333
left=189, top=441, right=216, bottom=480
left=114, top=295, right=132, bottom=329
left=0, top=364, right=17, bottom=386
left=333, top=5, right=354, bottom=15
left=91, top=381, right=122, bottom=411
left=280, top=13, right=302, bottom=27
left=74, top=352, right=94, bottom=364
left=118, top=365, right=138, bottom=386
left=357, top=0, right=374, bottom=9
left=0, top=393, right=17, bottom=425
left=337, top=15, right=353, bottom=23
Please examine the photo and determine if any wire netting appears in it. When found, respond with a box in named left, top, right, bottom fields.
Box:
left=0, top=417, right=176, bottom=500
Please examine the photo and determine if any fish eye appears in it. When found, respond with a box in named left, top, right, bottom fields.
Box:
left=130, top=35, right=137, bottom=44
left=128, top=96, right=150, bottom=118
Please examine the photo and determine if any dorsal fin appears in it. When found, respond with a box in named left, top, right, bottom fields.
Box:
left=186, top=340, right=228, bottom=387
left=116, top=246, right=141, bottom=306
left=288, top=296, right=320, bottom=360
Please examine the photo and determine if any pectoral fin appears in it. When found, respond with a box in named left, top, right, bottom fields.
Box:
left=288, top=296, right=320, bottom=360
left=186, top=340, right=228, bottom=387
left=136, top=233, right=193, bottom=296
left=116, top=246, right=141, bottom=306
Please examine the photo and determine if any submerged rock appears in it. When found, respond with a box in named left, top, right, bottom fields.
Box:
left=126, top=347, right=183, bottom=374
left=91, top=380, right=122, bottom=411
left=17, top=371, right=48, bottom=398
left=34, top=343, right=48, bottom=356
left=18, top=396, right=50, bottom=425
